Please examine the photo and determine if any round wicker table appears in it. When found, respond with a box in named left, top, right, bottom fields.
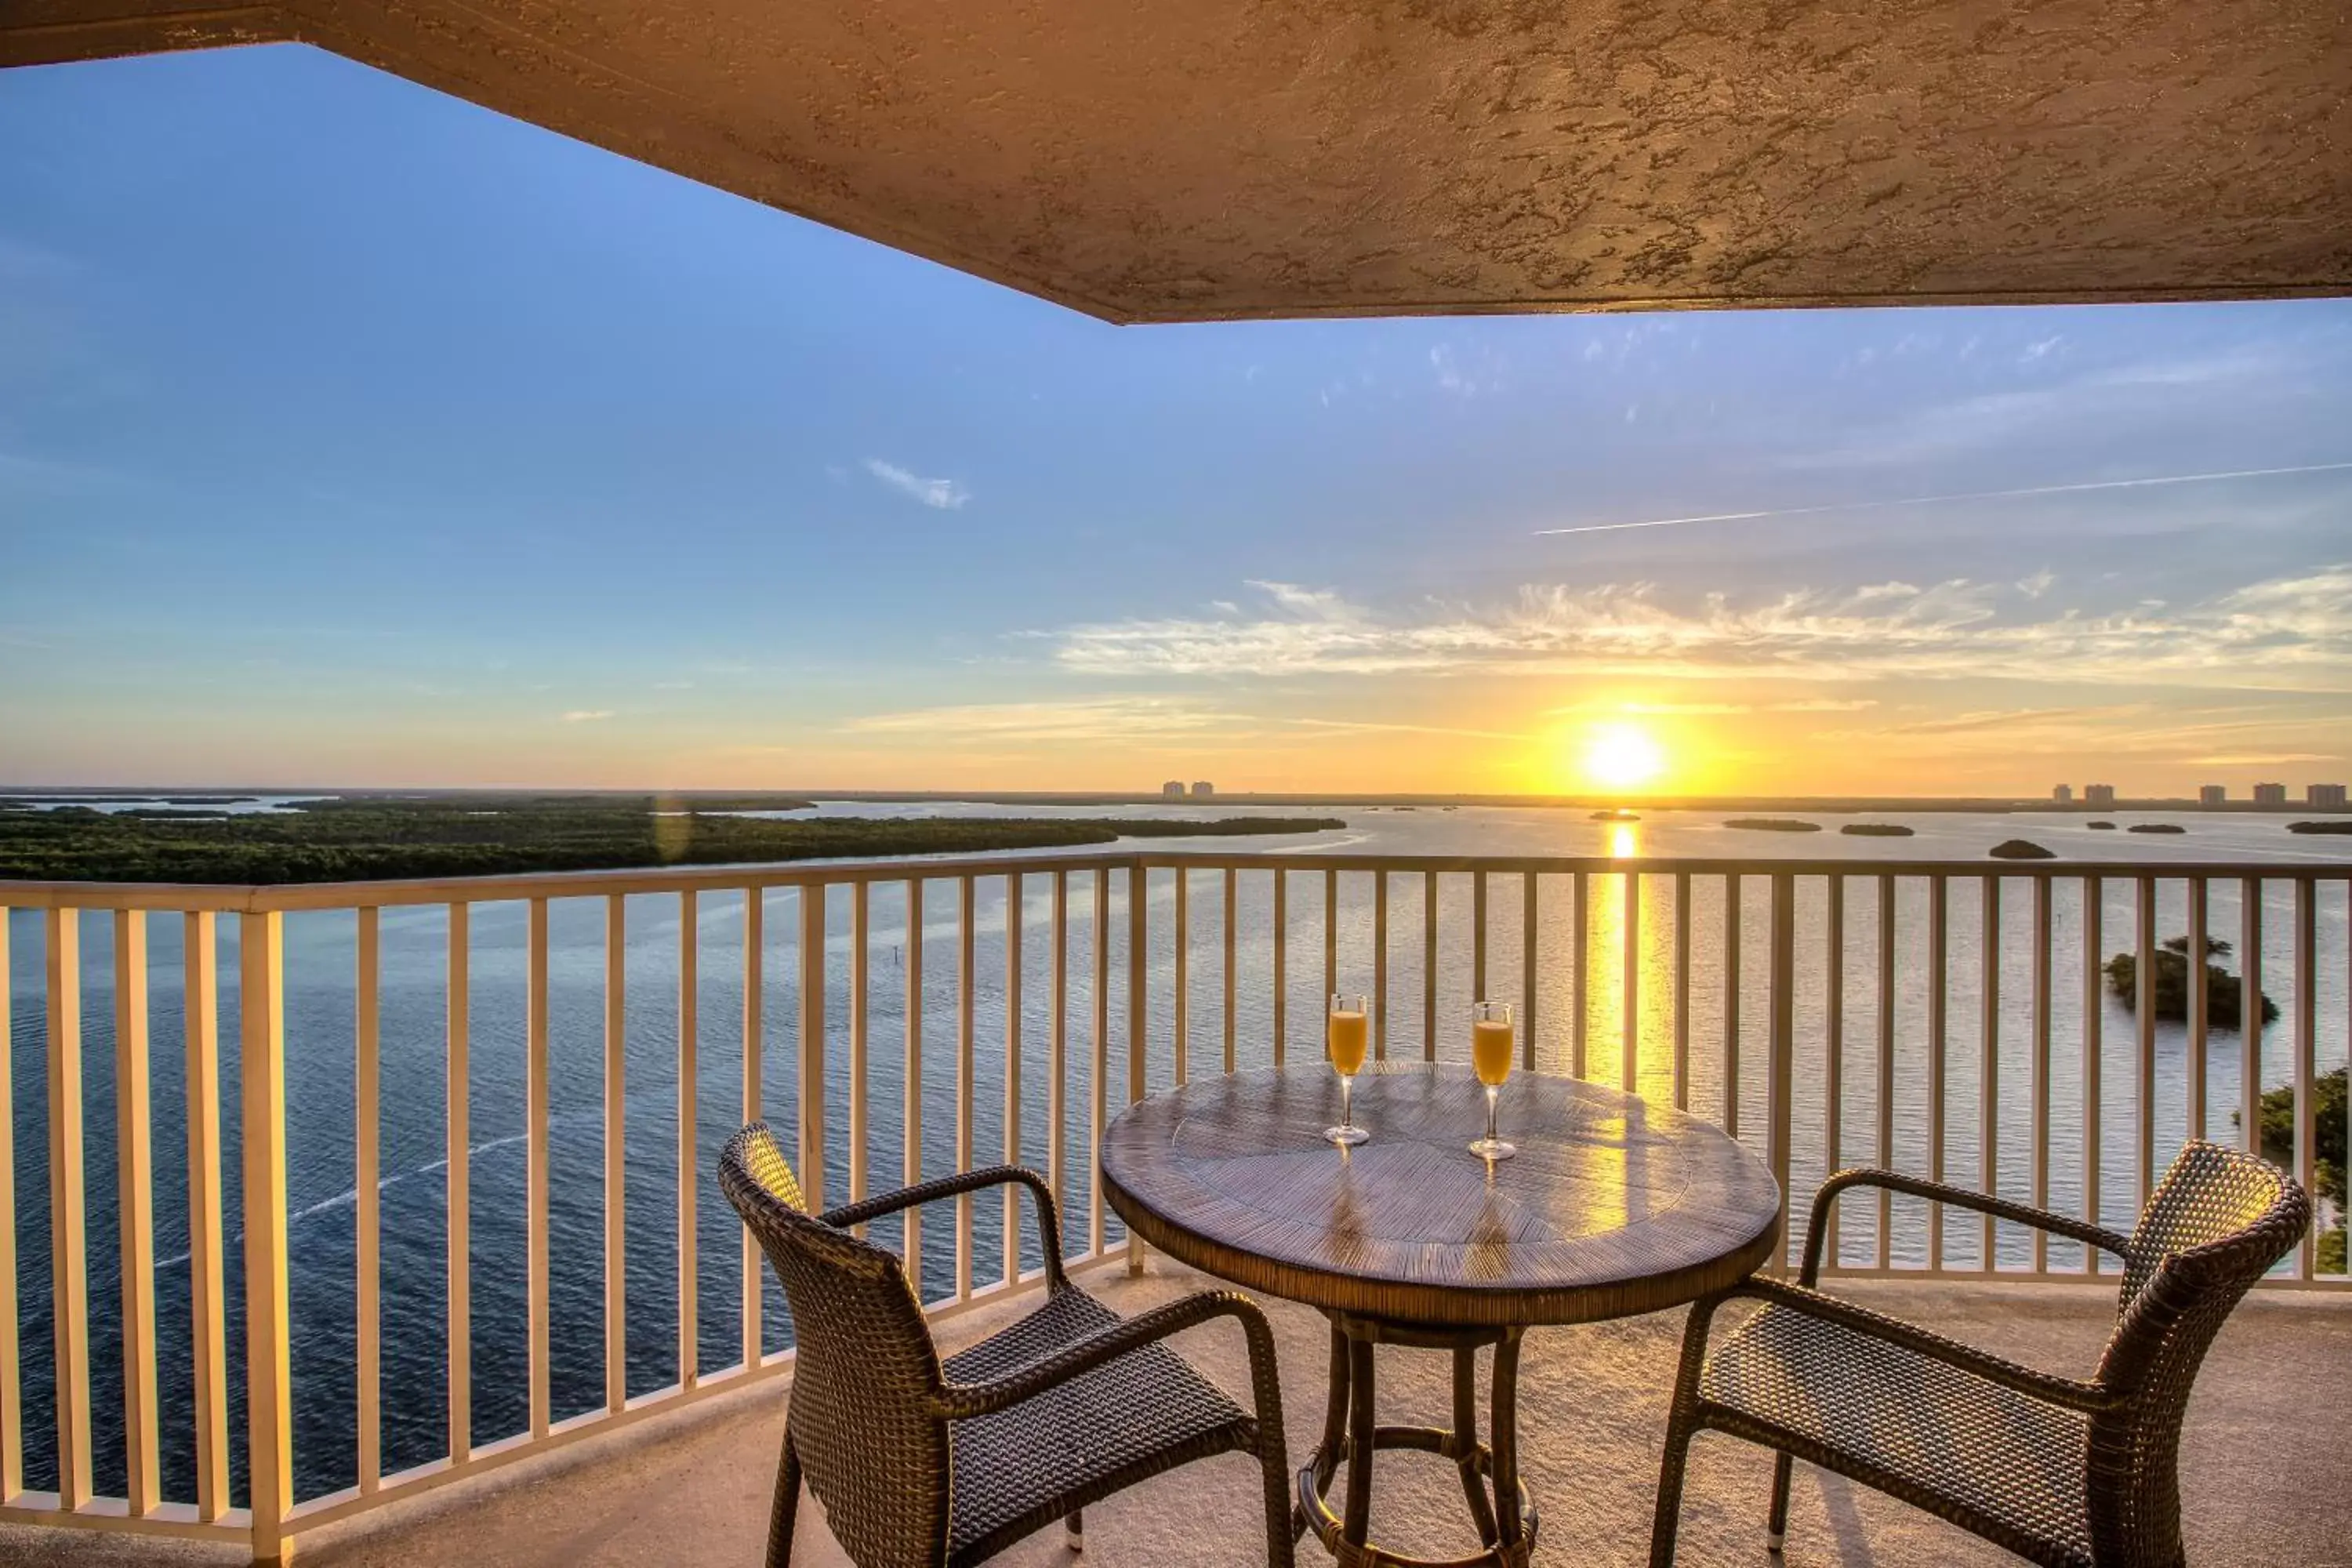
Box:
left=1101, top=1062, right=1781, bottom=1568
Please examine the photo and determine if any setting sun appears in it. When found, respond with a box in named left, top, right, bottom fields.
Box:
left=1582, top=721, right=1668, bottom=790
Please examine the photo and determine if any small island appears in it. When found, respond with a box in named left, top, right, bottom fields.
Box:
left=2085, top=821, right=2118, bottom=830
left=1989, top=838, right=2056, bottom=859
left=2106, top=935, right=2278, bottom=1028
left=0, top=793, right=1347, bottom=884
left=1588, top=809, right=1640, bottom=822
left=1839, top=823, right=1915, bottom=837
left=2127, top=823, right=2187, bottom=834
left=1724, top=818, right=1822, bottom=833
left=2288, top=821, right=2352, bottom=836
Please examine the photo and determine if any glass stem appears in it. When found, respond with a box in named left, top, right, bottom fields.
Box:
left=1341, top=1073, right=1355, bottom=1131
left=1485, top=1084, right=1499, bottom=1145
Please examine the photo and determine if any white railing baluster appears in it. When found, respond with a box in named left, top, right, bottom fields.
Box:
left=1524, top=873, right=1540, bottom=1075
left=1472, top=870, right=1488, bottom=1003
left=184, top=911, right=227, bottom=1518
left=1222, top=868, right=1238, bottom=1073
left=1620, top=872, right=1637, bottom=1091
left=2083, top=879, right=2103, bottom=1267
left=1127, top=862, right=1147, bottom=1107
left=356, top=907, right=382, bottom=1493
left=527, top=898, right=551, bottom=1438
left=1927, top=873, right=1947, bottom=1269
left=1980, top=877, right=2001, bottom=1269
left=797, top=884, right=824, bottom=1216
left=851, top=883, right=869, bottom=1218
left=1004, top=873, right=1023, bottom=1285
left=2136, top=877, right=2157, bottom=1209
left=1127, top=864, right=1146, bottom=1273
left=1091, top=867, right=1108, bottom=1255
left=1049, top=873, right=1068, bottom=1254
left=745, top=889, right=765, bottom=1355
left=905, top=879, right=925, bottom=1288
left=1374, top=873, right=1388, bottom=1062
left=956, top=877, right=975, bottom=1300
left=1767, top=875, right=1796, bottom=1272
left=1272, top=869, right=1287, bottom=1065
left=1174, top=869, right=1189, bottom=1087
left=2031, top=877, right=2053, bottom=1273
left=604, top=895, right=626, bottom=1413
left=677, top=890, right=699, bottom=1388
left=1824, top=875, right=1844, bottom=1267
left=46, top=909, right=90, bottom=1512
left=1324, top=868, right=1338, bottom=1022
left=1722, top=874, right=1740, bottom=1134
left=1877, top=875, right=1896, bottom=1266
left=2241, top=877, right=2263, bottom=1160
left=113, top=909, right=158, bottom=1515
left=2294, top=877, right=2316, bottom=1279
left=1421, top=872, right=1438, bottom=1062
left=2187, top=877, right=2209, bottom=1142
left=0, top=906, right=16, bottom=1504
left=241, top=910, right=292, bottom=1560
left=1570, top=871, right=1588, bottom=1080
left=1674, top=872, right=1692, bottom=1110
left=448, top=902, right=474, bottom=1456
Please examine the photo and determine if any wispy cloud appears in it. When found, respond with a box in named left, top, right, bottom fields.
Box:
left=1293, top=717, right=1529, bottom=742
left=844, top=696, right=1245, bottom=744
left=863, top=459, right=969, bottom=510
left=560, top=710, right=615, bottom=723
left=1534, top=463, right=2352, bottom=537
left=1042, top=571, right=2352, bottom=691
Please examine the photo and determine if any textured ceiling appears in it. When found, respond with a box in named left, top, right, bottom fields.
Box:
left=8, top=0, right=2350, bottom=323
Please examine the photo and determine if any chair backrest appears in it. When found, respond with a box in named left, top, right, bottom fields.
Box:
left=2085, top=1140, right=2309, bottom=1563
left=718, top=1123, right=949, bottom=1568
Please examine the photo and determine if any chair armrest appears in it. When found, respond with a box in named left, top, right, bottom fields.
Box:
left=1802, top=1167, right=2136, bottom=1284
left=1717, top=1276, right=2120, bottom=1414
left=821, top=1166, right=1066, bottom=1291
left=933, top=1290, right=1284, bottom=1432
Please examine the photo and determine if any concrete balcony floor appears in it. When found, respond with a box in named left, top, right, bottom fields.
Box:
left=15, top=1260, right=2350, bottom=1568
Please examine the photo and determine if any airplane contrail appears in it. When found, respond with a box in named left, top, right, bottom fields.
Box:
left=1533, top=461, right=2352, bottom=537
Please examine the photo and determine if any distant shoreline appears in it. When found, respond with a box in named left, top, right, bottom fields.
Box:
left=5, top=786, right=2346, bottom=815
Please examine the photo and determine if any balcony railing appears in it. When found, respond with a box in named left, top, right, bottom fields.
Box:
left=1, top=849, right=2345, bottom=1561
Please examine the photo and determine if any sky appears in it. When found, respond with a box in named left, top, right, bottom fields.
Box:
left=2, top=45, right=2349, bottom=797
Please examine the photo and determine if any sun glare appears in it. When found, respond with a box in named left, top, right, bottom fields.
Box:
left=1582, top=721, right=1667, bottom=790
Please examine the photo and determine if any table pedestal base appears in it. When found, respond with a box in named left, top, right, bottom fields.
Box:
left=1296, top=1313, right=1537, bottom=1568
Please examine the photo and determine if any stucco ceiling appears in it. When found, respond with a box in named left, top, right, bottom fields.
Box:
left=8, top=0, right=2350, bottom=324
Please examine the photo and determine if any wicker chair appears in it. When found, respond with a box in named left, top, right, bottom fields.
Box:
left=718, top=1122, right=1294, bottom=1568
left=1650, top=1138, right=2310, bottom=1568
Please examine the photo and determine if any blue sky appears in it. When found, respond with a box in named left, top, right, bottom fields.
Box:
left=3, top=44, right=2348, bottom=794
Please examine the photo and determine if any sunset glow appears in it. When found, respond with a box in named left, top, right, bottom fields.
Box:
left=1581, top=723, right=1669, bottom=791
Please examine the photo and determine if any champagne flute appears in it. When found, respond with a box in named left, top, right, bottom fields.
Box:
left=1468, top=1000, right=1515, bottom=1160
left=1325, top=993, right=1370, bottom=1146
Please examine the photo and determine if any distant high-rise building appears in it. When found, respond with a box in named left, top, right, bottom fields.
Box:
left=2199, top=785, right=2227, bottom=807
left=2052, top=784, right=2074, bottom=804
left=2253, top=782, right=2288, bottom=807
left=2084, top=783, right=2116, bottom=808
left=1189, top=781, right=1215, bottom=797
left=1161, top=780, right=1186, bottom=797
left=2310, top=782, right=2349, bottom=809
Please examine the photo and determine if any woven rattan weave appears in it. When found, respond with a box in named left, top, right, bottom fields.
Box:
left=1648, top=1140, right=2311, bottom=1568
left=719, top=1123, right=1294, bottom=1567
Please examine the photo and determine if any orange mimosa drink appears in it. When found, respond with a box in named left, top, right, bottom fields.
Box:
left=1328, top=1007, right=1369, bottom=1076
left=1472, top=1018, right=1515, bottom=1087
left=1325, top=993, right=1370, bottom=1146
left=1468, top=1001, right=1516, bottom=1160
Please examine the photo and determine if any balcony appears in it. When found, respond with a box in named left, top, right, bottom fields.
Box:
left=1, top=847, right=2345, bottom=1564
